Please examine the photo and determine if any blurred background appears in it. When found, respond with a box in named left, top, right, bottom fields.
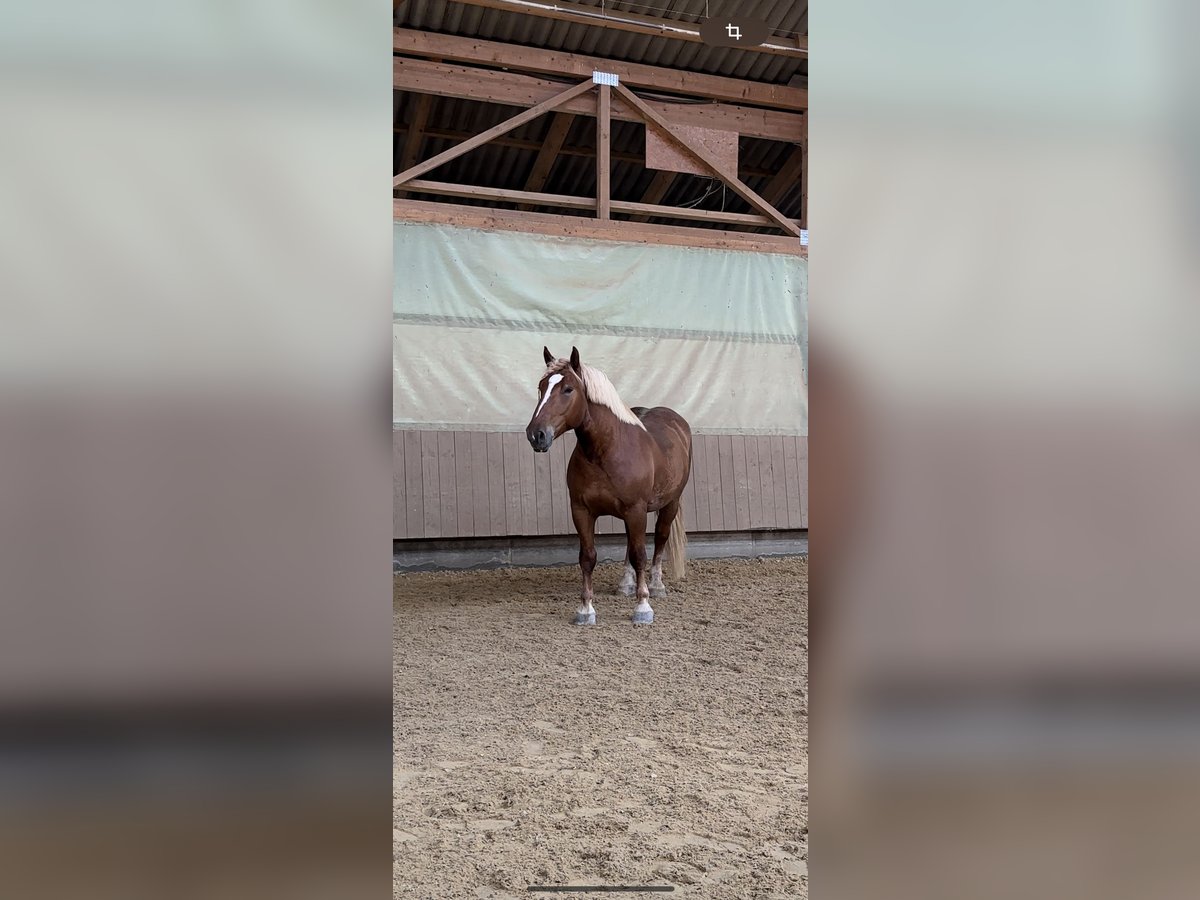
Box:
left=0, top=2, right=392, bottom=897
left=813, top=1, right=1200, bottom=898
left=4, top=0, right=1200, bottom=896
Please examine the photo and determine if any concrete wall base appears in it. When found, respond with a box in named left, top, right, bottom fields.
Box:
left=394, top=530, right=807, bottom=573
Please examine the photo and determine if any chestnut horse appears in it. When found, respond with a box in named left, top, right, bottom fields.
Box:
left=525, top=346, right=692, bottom=625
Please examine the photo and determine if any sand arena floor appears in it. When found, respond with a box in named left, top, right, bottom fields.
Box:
left=393, top=556, right=808, bottom=898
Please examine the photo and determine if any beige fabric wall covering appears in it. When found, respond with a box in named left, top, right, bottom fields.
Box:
left=394, top=222, right=807, bottom=436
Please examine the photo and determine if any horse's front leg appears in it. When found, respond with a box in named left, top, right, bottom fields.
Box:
left=623, top=506, right=653, bottom=624
left=571, top=504, right=597, bottom=625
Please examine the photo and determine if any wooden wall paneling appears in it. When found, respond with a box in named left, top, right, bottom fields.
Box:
left=421, top=431, right=442, bottom=538
left=470, top=431, right=491, bottom=535
left=746, top=434, right=763, bottom=527
left=453, top=431, right=475, bottom=536
left=719, top=434, right=738, bottom=529
left=704, top=435, right=724, bottom=530
left=732, top=434, right=751, bottom=530
left=682, top=444, right=698, bottom=533
left=756, top=435, right=777, bottom=528
left=502, top=432, right=523, bottom=535
left=403, top=430, right=424, bottom=538
left=770, top=436, right=789, bottom=527
left=798, top=435, right=809, bottom=528
left=518, top=433, right=538, bottom=534
left=783, top=435, right=803, bottom=529
left=394, top=429, right=807, bottom=540
left=398, top=434, right=412, bottom=540
left=690, top=435, right=710, bottom=530
left=436, top=431, right=458, bottom=537
left=486, top=432, right=507, bottom=535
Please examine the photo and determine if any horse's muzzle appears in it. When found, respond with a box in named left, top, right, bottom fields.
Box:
left=527, top=425, right=554, bottom=453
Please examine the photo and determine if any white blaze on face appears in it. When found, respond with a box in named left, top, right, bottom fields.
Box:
left=535, top=373, right=564, bottom=418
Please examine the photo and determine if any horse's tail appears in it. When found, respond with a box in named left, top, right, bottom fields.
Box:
left=668, top=505, right=688, bottom=580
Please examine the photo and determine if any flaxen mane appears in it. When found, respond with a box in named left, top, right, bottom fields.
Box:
left=544, top=360, right=646, bottom=430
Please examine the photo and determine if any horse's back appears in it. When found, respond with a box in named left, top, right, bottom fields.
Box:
left=633, top=407, right=692, bottom=503
left=634, top=406, right=690, bottom=445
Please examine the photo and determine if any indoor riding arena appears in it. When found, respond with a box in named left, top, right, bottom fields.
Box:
left=393, top=3, right=807, bottom=895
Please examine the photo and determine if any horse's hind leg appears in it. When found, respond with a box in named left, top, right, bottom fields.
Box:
left=571, top=504, right=597, bottom=626
left=618, top=548, right=636, bottom=597
left=649, top=500, right=679, bottom=598
left=623, top=506, right=653, bottom=624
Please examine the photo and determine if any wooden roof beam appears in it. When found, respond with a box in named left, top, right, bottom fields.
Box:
left=393, top=57, right=805, bottom=144
left=394, top=198, right=808, bottom=256
left=393, top=28, right=806, bottom=110
left=391, top=127, right=783, bottom=177
left=395, top=179, right=802, bottom=229
left=444, top=0, right=807, bottom=58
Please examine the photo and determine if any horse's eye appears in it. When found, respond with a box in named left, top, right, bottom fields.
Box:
left=563, top=386, right=574, bottom=394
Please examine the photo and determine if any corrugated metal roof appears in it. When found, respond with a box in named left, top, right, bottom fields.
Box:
left=394, top=1, right=805, bottom=233
left=398, top=0, right=806, bottom=82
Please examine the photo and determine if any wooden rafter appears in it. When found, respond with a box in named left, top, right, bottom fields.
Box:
left=399, top=93, right=432, bottom=172
left=445, top=0, right=807, bottom=58
left=762, top=144, right=805, bottom=207
left=612, top=83, right=801, bottom=237
left=393, top=57, right=804, bottom=144
left=393, top=28, right=806, bottom=110
left=393, top=78, right=594, bottom=187
left=519, top=113, right=573, bottom=211
left=632, top=171, right=675, bottom=223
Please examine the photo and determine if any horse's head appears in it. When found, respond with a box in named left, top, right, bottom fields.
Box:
left=526, top=346, right=588, bottom=452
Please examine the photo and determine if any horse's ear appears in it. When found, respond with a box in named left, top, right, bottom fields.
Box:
left=570, top=346, right=581, bottom=373
left=543, top=346, right=554, bottom=366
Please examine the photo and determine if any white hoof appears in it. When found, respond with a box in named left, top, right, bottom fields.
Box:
left=631, top=601, right=654, bottom=624
left=573, top=611, right=596, bottom=626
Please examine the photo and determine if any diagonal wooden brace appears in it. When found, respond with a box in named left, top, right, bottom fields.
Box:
left=393, top=78, right=596, bottom=188
left=612, top=82, right=802, bottom=238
